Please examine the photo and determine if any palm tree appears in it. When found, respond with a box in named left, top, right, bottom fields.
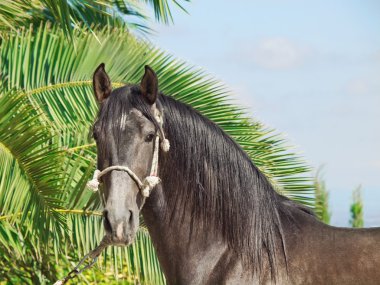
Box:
left=0, top=2, right=315, bottom=283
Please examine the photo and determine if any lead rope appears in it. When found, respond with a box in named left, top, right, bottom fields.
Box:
left=54, top=112, right=169, bottom=284
left=53, top=236, right=110, bottom=285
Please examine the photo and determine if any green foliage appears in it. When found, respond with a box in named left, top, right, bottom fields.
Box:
left=0, top=0, right=189, bottom=39
left=314, top=168, right=331, bottom=224
left=350, top=186, right=364, bottom=228
left=0, top=90, right=66, bottom=242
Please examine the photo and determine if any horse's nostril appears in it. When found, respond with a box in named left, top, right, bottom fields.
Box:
left=129, top=210, right=133, bottom=224
left=103, top=210, right=112, bottom=233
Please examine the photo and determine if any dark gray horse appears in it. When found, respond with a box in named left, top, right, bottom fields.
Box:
left=91, top=63, right=380, bottom=284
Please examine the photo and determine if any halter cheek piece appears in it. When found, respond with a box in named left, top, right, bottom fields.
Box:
left=87, top=111, right=170, bottom=198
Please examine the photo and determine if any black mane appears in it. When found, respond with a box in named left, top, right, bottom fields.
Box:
left=96, top=85, right=315, bottom=280
left=159, top=94, right=285, bottom=278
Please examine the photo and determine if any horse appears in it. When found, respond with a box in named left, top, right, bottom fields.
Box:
left=89, top=63, right=380, bottom=284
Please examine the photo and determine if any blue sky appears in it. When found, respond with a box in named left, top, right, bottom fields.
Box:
left=148, top=0, right=380, bottom=226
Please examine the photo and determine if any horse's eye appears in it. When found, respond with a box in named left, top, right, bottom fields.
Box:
left=145, top=133, right=155, bottom=142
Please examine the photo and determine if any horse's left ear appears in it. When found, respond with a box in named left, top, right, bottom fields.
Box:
left=140, top=65, right=158, bottom=104
left=93, top=63, right=112, bottom=103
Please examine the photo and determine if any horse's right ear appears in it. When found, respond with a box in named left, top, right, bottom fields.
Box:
left=93, top=63, right=112, bottom=103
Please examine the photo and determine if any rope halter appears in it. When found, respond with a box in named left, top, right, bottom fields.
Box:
left=86, top=111, right=169, bottom=198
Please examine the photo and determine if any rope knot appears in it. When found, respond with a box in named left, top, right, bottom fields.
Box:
left=87, top=169, right=101, bottom=191
left=141, top=176, right=161, bottom=197
left=161, top=138, right=170, bottom=152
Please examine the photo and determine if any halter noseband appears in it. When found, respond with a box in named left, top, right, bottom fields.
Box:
left=86, top=111, right=169, bottom=198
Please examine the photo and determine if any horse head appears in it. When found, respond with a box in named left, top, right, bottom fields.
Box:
left=91, top=64, right=166, bottom=245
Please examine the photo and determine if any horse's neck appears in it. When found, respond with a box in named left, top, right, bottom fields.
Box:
left=141, top=100, right=285, bottom=283
left=142, top=186, right=232, bottom=284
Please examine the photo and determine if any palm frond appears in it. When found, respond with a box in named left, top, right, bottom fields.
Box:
left=143, top=0, right=189, bottom=24
left=0, top=0, right=189, bottom=40
left=0, top=90, right=67, bottom=245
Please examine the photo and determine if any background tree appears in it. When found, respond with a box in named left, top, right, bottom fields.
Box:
left=314, top=168, right=331, bottom=224
left=0, top=1, right=315, bottom=283
left=350, top=185, right=364, bottom=228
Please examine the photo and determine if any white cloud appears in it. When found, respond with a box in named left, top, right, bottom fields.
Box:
left=345, top=78, right=370, bottom=95
left=251, top=37, right=309, bottom=70
left=371, top=160, right=380, bottom=169
left=345, top=77, right=380, bottom=96
left=373, top=50, right=380, bottom=62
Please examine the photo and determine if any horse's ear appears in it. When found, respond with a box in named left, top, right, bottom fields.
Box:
left=140, top=65, right=158, bottom=104
left=93, top=63, right=112, bottom=103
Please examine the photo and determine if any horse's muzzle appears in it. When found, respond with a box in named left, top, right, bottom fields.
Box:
left=103, top=209, right=137, bottom=246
